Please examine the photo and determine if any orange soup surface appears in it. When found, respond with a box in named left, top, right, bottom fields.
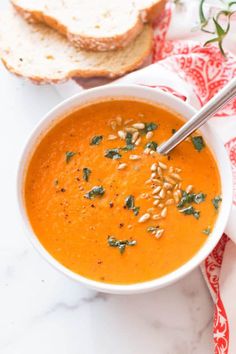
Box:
left=25, top=99, right=221, bottom=284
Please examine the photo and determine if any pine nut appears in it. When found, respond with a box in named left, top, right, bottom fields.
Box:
left=151, top=172, right=157, bottom=179
left=157, top=167, right=163, bottom=177
left=132, top=131, right=139, bottom=143
left=158, top=203, right=164, bottom=209
left=140, top=193, right=149, bottom=199
left=110, top=121, right=117, bottom=130
left=168, top=166, right=174, bottom=173
left=163, top=182, right=172, bottom=190
left=175, top=168, right=182, bottom=173
left=171, top=173, right=182, bottom=181
left=150, top=150, right=155, bottom=156
left=153, top=195, right=161, bottom=199
left=167, top=190, right=172, bottom=196
left=146, top=131, right=153, bottom=140
left=129, top=155, right=141, bottom=160
left=166, top=198, right=174, bottom=206
left=145, top=179, right=152, bottom=184
left=153, top=200, right=160, bottom=206
left=151, top=163, right=157, bottom=172
left=152, top=186, right=161, bottom=194
left=186, top=185, right=193, bottom=193
left=138, top=213, right=150, bottom=223
left=125, top=127, right=137, bottom=133
left=152, top=179, right=162, bottom=185
left=116, top=116, right=122, bottom=125
left=153, top=214, right=161, bottom=220
left=165, top=176, right=176, bottom=184
left=124, top=119, right=133, bottom=125
left=144, top=148, right=151, bottom=155
left=161, top=207, right=167, bottom=217
left=176, top=189, right=182, bottom=197
left=159, top=188, right=166, bottom=199
left=135, top=137, right=141, bottom=146
left=117, top=163, right=127, bottom=170
left=173, top=191, right=180, bottom=204
left=118, top=130, right=126, bottom=140
left=132, top=123, right=145, bottom=130
left=158, top=162, right=167, bottom=170
left=108, top=134, right=117, bottom=140
left=147, top=208, right=155, bottom=213
left=155, top=229, right=164, bottom=239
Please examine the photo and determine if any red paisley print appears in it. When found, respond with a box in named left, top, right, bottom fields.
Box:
left=152, top=6, right=236, bottom=116
left=205, top=235, right=230, bottom=354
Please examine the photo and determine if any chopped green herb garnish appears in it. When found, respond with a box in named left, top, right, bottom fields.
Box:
left=125, top=195, right=135, bottom=209
left=144, top=122, right=158, bottom=133
left=83, top=168, right=91, bottom=182
left=194, top=192, right=206, bottom=204
left=107, top=236, right=137, bottom=254
left=54, top=179, right=59, bottom=186
left=124, top=195, right=140, bottom=216
left=133, top=206, right=140, bottom=216
left=90, top=135, right=103, bottom=145
left=179, top=206, right=200, bottom=219
left=202, top=227, right=211, bottom=235
left=121, top=132, right=134, bottom=151
left=65, top=151, right=76, bottom=163
left=104, top=148, right=122, bottom=159
left=212, top=195, right=222, bottom=210
left=125, top=132, right=133, bottom=145
left=145, top=141, right=158, bottom=151
left=84, top=185, right=105, bottom=199
left=178, top=191, right=206, bottom=208
left=122, top=144, right=134, bottom=151
left=191, top=136, right=205, bottom=152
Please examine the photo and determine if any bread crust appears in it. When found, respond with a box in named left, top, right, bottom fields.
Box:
left=12, top=0, right=165, bottom=51
left=0, top=28, right=153, bottom=85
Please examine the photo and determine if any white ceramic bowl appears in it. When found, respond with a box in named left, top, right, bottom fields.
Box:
left=17, top=84, right=233, bottom=294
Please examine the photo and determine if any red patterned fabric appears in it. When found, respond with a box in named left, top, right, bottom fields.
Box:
left=151, top=4, right=236, bottom=353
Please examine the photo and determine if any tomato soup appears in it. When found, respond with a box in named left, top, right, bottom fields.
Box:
left=24, top=99, right=221, bottom=284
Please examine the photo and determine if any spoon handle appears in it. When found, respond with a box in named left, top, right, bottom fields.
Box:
left=157, top=78, right=236, bottom=155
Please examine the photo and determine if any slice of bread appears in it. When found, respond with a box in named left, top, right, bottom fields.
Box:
left=12, top=0, right=165, bottom=51
left=0, top=8, right=153, bottom=84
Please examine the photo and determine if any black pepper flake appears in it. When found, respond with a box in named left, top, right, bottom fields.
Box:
left=167, top=155, right=171, bottom=160
left=61, top=188, right=66, bottom=192
left=97, top=260, right=103, bottom=265
left=19, top=58, right=23, bottom=62
left=109, top=202, right=114, bottom=208
left=91, top=204, right=95, bottom=208
left=119, top=223, right=124, bottom=228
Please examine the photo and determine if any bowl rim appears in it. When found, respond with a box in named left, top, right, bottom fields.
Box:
left=17, top=84, right=233, bottom=294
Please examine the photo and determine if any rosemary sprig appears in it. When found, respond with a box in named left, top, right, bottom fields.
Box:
left=199, top=0, right=236, bottom=57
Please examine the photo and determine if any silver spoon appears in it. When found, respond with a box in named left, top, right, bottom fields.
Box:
left=157, top=78, right=236, bottom=155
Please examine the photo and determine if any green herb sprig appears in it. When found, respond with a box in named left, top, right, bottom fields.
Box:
left=124, top=195, right=140, bottom=216
left=199, top=0, right=236, bottom=57
left=84, top=186, right=105, bottom=199
left=107, top=236, right=137, bottom=254
left=90, top=135, right=103, bottom=145
left=65, top=151, right=76, bottom=163
left=212, top=195, right=222, bottom=210
left=83, top=168, right=91, bottom=182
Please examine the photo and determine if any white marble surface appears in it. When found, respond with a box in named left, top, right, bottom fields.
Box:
left=0, top=1, right=215, bottom=352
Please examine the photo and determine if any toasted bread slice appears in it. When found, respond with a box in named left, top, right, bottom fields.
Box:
left=0, top=8, right=153, bottom=84
left=12, top=0, right=165, bottom=51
